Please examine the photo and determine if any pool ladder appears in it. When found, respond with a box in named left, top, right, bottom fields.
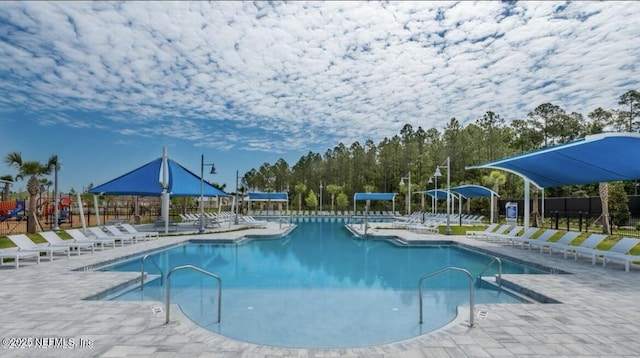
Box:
left=418, top=267, right=474, bottom=326
left=140, top=254, right=164, bottom=291
left=165, top=265, right=222, bottom=324
left=477, top=256, right=502, bottom=291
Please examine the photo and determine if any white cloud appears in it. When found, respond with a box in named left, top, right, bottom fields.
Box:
left=0, top=0, right=638, bottom=156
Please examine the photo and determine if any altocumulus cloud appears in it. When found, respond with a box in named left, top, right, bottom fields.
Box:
left=0, top=1, right=638, bottom=152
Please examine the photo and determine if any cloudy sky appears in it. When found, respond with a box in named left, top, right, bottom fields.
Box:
left=1, top=1, right=638, bottom=193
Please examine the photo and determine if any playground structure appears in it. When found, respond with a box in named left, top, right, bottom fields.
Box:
left=36, top=195, right=73, bottom=226
left=0, top=200, right=26, bottom=234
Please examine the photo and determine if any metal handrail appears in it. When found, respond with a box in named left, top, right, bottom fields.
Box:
left=165, top=265, right=222, bottom=324
left=140, top=254, right=164, bottom=291
left=477, top=256, right=502, bottom=290
left=418, top=267, right=474, bottom=327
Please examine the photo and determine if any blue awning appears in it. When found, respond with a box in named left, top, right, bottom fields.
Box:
left=89, top=158, right=228, bottom=197
left=421, top=189, right=456, bottom=200
left=167, top=160, right=228, bottom=197
left=450, top=185, right=498, bottom=198
left=90, top=158, right=163, bottom=196
left=467, top=133, right=640, bottom=188
left=247, top=192, right=289, bottom=201
left=353, top=193, right=396, bottom=201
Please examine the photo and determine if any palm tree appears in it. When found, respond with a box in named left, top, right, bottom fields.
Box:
left=326, top=184, right=342, bottom=213
left=4, top=152, right=57, bottom=233
left=482, top=170, right=506, bottom=223
left=599, top=182, right=611, bottom=234
left=294, top=183, right=306, bottom=213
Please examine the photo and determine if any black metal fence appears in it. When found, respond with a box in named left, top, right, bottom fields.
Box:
left=498, top=195, right=640, bottom=238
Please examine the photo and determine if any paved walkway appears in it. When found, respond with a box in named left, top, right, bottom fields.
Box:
left=1, top=222, right=640, bottom=357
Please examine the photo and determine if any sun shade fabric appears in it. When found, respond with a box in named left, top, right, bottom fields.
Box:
left=450, top=185, right=498, bottom=198
left=247, top=192, right=288, bottom=201
left=89, top=158, right=228, bottom=197
left=353, top=193, right=396, bottom=201
left=90, top=158, right=163, bottom=196
left=167, top=160, right=228, bottom=197
left=423, top=189, right=456, bottom=200
left=467, top=133, right=640, bottom=188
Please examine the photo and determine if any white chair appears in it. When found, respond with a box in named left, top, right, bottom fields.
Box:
left=0, top=248, right=40, bottom=268
left=40, top=231, right=95, bottom=255
left=591, top=237, right=640, bottom=271
left=7, top=234, right=70, bottom=261
left=465, top=223, right=499, bottom=239
left=525, top=229, right=558, bottom=251
left=104, top=225, right=142, bottom=243
left=67, top=229, right=116, bottom=249
left=538, top=231, right=580, bottom=255
left=87, top=227, right=135, bottom=246
left=119, top=223, right=159, bottom=240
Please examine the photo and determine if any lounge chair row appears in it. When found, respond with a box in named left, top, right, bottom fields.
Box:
left=0, top=223, right=158, bottom=269
left=466, top=224, right=640, bottom=272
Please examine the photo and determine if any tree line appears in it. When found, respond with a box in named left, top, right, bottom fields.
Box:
left=240, top=90, right=640, bottom=216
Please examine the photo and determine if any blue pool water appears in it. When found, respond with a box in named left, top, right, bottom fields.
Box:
left=104, top=220, right=545, bottom=348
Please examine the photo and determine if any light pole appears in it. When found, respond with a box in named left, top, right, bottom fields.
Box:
left=428, top=176, right=435, bottom=214
left=234, top=170, right=240, bottom=225
left=199, top=154, right=217, bottom=234
left=51, top=161, right=60, bottom=231
left=433, top=157, right=451, bottom=235
left=399, top=172, right=411, bottom=216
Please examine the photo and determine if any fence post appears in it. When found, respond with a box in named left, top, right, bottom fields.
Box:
left=565, top=211, right=570, bottom=231
left=586, top=211, right=590, bottom=231
left=578, top=211, right=583, bottom=232
left=554, top=211, right=559, bottom=230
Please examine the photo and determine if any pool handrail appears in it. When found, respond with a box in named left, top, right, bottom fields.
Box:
left=140, top=254, right=164, bottom=291
left=165, top=265, right=222, bottom=324
left=477, top=256, right=502, bottom=291
left=418, top=267, right=474, bottom=327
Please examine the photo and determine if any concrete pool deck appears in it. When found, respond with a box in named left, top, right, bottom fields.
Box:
left=1, top=221, right=640, bottom=357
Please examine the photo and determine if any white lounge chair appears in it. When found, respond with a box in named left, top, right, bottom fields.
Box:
left=525, top=229, right=558, bottom=251
left=67, top=229, right=116, bottom=249
left=485, top=226, right=522, bottom=244
left=7, top=234, right=70, bottom=261
left=40, top=231, right=95, bottom=255
left=241, top=215, right=268, bottom=228
left=465, top=223, right=499, bottom=239
left=566, top=233, right=608, bottom=261
left=538, top=231, right=581, bottom=256
left=87, top=227, right=135, bottom=246
left=507, top=227, right=541, bottom=247
left=119, top=223, right=159, bottom=240
left=104, top=225, right=141, bottom=243
left=590, top=237, right=640, bottom=271
left=0, top=248, right=40, bottom=268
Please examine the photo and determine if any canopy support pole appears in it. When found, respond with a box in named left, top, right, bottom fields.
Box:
left=76, top=192, right=86, bottom=231
left=524, top=179, right=530, bottom=231
left=162, top=147, right=169, bottom=234
left=93, top=194, right=100, bottom=227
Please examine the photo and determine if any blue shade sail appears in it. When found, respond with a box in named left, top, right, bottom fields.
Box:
left=353, top=193, right=396, bottom=201
left=247, top=192, right=289, bottom=201
left=467, top=133, right=640, bottom=188
left=89, top=158, right=228, bottom=197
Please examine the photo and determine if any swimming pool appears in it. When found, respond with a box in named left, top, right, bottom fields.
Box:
left=103, top=220, right=546, bottom=348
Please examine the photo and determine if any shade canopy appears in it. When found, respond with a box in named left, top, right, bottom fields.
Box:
left=353, top=193, right=396, bottom=201
left=247, top=192, right=289, bottom=201
left=467, top=133, right=640, bottom=188
left=418, top=189, right=456, bottom=200
left=89, top=158, right=228, bottom=197
left=450, top=185, right=498, bottom=198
